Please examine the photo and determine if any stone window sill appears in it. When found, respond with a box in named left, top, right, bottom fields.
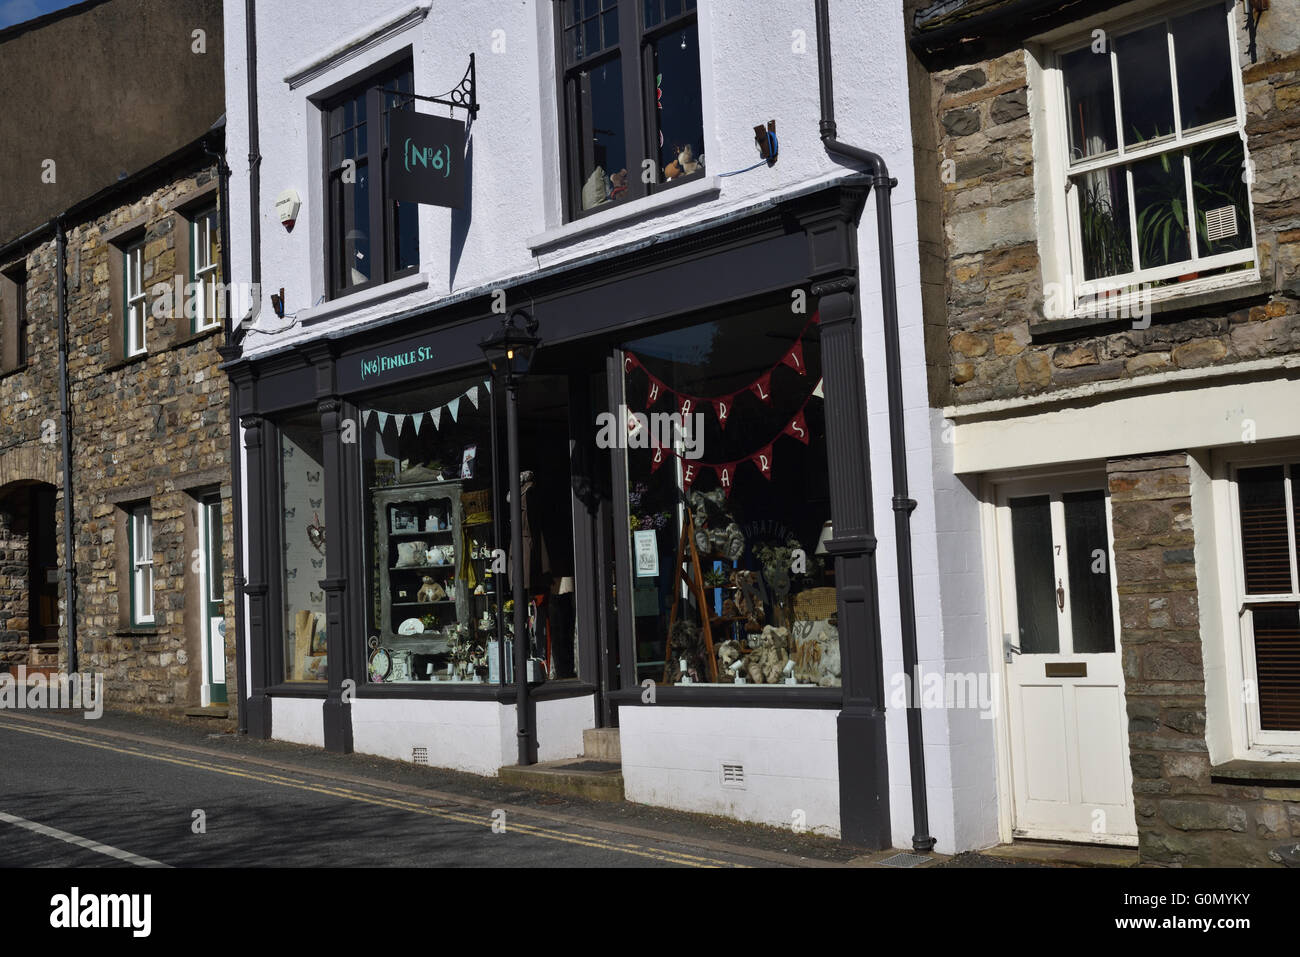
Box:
left=527, top=176, right=722, bottom=254
left=299, top=272, right=429, bottom=327
left=114, top=628, right=157, bottom=637
left=1210, top=758, right=1300, bottom=785
left=0, top=362, right=29, bottom=380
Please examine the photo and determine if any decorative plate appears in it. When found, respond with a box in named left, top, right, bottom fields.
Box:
left=397, top=617, right=424, bottom=636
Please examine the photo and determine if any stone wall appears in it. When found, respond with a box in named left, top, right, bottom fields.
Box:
left=1110, top=453, right=1298, bottom=865
left=0, top=158, right=235, bottom=715
left=0, top=495, right=30, bottom=669
left=923, top=10, right=1300, bottom=407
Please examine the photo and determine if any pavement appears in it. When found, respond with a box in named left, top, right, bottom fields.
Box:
left=0, top=707, right=894, bottom=868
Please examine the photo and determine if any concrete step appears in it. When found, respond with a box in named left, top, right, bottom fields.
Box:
left=498, top=759, right=624, bottom=802
left=983, top=840, right=1140, bottom=867
left=184, top=706, right=230, bottom=719
left=582, top=726, right=621, bottom=763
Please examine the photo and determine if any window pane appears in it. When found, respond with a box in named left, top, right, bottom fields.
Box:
left=1132, top=150, right=1191, bottom=269
left=1010, top=495, right=1060, bottom=654
left=1061, top=45, right=1118, bottom=161
left=1248, top=604, right=1300, bottom=731
left=574, top=56, right=627, bottom=211
left=1191, top=135, right=1252, bottom=258
left=1073, top=166, right=1134, bottom=280
left=344, top=161, right=371, bottom=287
left=1115, top=23, right=1175, bottom=145
left=281, top=412, right=327, bottom=682
left=1172, top=5, right=1236, bottom=130
left=1239, top=466, right=1293, bottom=594
left=1064, top=490, right=1115, bottom=653
left=644, top=0, right=659, bottom=29
left=621, top=300, right=839, bottom=688
left=393, top=199, right=419, bottom=272
left=651, top=22, right=705, bottom=183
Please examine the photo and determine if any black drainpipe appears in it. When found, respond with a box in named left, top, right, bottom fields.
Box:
left=814, top=0, right=934, bottom=854
left=55, top=217, right=78, bottom=674
left=206, top=129, right=248, bottom=733
left=240, top=0, right=262, bottom=345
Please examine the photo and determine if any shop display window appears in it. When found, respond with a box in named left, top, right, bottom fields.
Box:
left=358, top=372, right=508, bottom=684
left=280, top=411, right=328, bottom=683
left=620, top=299, right=840, bottom=688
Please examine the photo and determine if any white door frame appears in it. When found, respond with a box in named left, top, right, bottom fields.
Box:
left=979, top=466, right=1137, bottom=847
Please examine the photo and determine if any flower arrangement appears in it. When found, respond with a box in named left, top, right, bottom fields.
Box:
left=629, top=482, right=672, bottom=532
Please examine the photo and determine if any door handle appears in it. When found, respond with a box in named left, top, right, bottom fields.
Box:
left=1056, top=578, right=1065, bottom=612
left=1004, top=634, right=1023, bottom=664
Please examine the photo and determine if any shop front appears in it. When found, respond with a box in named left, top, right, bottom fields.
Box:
left=227, top=177, right=894, bottom=843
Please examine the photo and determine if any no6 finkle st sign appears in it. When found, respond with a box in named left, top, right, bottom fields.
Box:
left=387, top=110, right=466, bottom=209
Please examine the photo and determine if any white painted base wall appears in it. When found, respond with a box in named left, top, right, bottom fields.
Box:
left=619, top=706, right=840, bottom=837
left=271, top=697, right=326, bottom=749
left=273, top=693, right=597, bottom=776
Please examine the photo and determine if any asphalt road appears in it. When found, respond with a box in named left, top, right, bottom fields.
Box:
left=0, top=711, right=834, bottom=868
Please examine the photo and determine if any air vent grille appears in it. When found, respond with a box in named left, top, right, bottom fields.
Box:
left=720, top=762, right=745, bottom=789
left=1204, top=205, right=1238, bottom=242
left=412, top=747, right=428, bottom=765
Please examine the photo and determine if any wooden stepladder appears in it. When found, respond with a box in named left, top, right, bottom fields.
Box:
left=663, top=520, right=719, bottom=683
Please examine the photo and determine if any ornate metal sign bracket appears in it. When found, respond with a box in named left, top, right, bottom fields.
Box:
left=383, top=53, right=479, bottom=119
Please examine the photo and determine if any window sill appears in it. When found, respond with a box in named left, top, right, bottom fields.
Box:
left=0, top=362, right=29, bottom=380
left=299, top=272, right=429, bottom=327
left=1210, top=757, right=1300, bottom=785
left=104, top=351, right=151, bottom=373
left=528, top=176, right=722, bottom=254
left=1033, top=270, right=1266, bottom=336
left=114, top=627, right=157, bottom=637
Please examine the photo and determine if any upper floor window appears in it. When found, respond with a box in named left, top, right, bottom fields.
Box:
left=190, top=206, right=221, bottom=333
left=1045, top=2, right=1254, bottom=301
left=323, top=61, right=420, bottom=301
left=1232, top=463, right=1300, bottom=743
left=0, top=264, right=26, bottom=373
left=556, top=0, right=705, bottom=218
left=124, top=239, right=147, bottom=357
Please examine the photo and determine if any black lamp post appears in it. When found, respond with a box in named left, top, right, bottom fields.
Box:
left=479, top=308, right=541, bottom=765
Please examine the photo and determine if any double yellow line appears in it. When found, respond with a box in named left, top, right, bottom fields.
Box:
left=0, top=717, right=742, bottom=867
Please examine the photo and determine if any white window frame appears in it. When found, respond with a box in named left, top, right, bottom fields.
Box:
left=130, top=504, right=155, bottom=626
left=1027, top=0, right=1259, bottom=320
left=1222, top=455, right=1300, bottom=754
left=124, top=240, right=147, bottom=357
left=192, top=207, right=221, bottom=333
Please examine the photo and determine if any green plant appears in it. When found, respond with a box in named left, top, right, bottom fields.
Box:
left=1078, top=175, right=1133, bottom=280
left=1133, top=136, right=1245, bottom=270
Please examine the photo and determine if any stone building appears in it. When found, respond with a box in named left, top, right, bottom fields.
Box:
left=907, top=0, right=1300, bottom=864
left=0, top=0, right=233, bottom=716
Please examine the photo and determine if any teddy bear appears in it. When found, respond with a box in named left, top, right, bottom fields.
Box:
left=686, top=488, right=745, bottom=560
left=731, top=570, right=765, bottom=632
left=664, top=144, right=700, bottom=180
left=608, top=167, right=629, bottom=201
left=417, top=576, right=445, bottom=604
left=745, top=625, right=789, bottom=684
left=715, top=639, right=743, bottom=683
left=666, top=619, right=706, bottom=684
left=790, top=619, right=841, bottom=687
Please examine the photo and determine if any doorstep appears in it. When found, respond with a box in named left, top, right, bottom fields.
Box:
left=183, top=705, right=230, bottom=720
left=498, top=759, right=625, bottom=803
left=979, top=840, right=1140, bottom=868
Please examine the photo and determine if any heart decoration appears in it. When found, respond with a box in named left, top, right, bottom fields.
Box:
left=307, top=512, right=326, bottom=554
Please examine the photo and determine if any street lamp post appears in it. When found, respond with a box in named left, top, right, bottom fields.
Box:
left=479, top=309, right=541, bottom=766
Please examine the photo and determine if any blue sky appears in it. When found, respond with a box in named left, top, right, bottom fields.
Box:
left=0, top=0, right=84, bottom=31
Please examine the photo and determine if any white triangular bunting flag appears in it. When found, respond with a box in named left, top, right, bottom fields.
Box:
left=412, top=412, right=424, bottom=435
left=484, top=378, right=492, bottom=393
left=394, top=413, right=406, bottom=435
left=377, top=412, right=389, bottom=433
left=466, top=386, right=479, bottom=409
left=362, top=409, right=373, bottom=426
left=447, top=397, right=460, bottom=422
left=813, top=378, right=824, bottom=399
left=431, top=408, right=442, bottom=430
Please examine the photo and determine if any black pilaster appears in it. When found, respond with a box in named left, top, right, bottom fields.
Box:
left=241, top=413, right=273, bottom=740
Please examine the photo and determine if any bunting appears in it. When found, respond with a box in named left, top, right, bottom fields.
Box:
left=624, top=311, right=820, bottom=429
left=363, top=379, right=493, bottom=439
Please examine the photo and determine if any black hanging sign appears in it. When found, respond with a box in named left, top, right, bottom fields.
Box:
left=387, top=110, right=466, bottom=209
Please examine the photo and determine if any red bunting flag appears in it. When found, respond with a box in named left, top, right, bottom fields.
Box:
left=624, top=354, right=640, bottom=374
left=650, top=446, right=666, bottom=473
left=751, top=444, right=774, bottom=480
left=750, top=372, right=773, bottom=405
left=681, top=461, right=700, bottom=491
left=712, top=396, right=731, bottom=430
left=716, top=462, right=738, bottom=498
left=781, top=340, right=806, bottom=375
left=645, top=376, right=665, bottom=410
left=679, top=395, right=694, bottom=420
left=784, top=408, right=810, bottom=445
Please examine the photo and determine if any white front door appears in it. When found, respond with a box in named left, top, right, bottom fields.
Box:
left=995, top=479, right=1136, bottom=845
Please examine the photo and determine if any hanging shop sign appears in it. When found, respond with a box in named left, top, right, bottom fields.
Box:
left=387, top=110, right=466, bottom=209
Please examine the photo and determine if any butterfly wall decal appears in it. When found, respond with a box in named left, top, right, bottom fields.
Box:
left=283, top=507, right=296, bottom=520
left=286, top=568, right=298, bottom=580
left=310, top=497, right=322, bottom=508
left=310, top=591, right=324, bottom=603
left=307, top=470, right=321, bottom=483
